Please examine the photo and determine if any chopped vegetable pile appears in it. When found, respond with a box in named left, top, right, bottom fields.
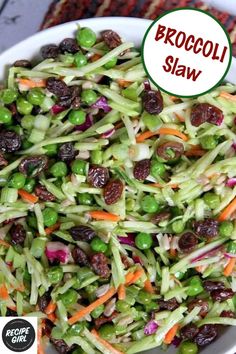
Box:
left=0, top=25, right=236, bottom=354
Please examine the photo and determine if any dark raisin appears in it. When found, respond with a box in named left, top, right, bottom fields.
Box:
left=42, top=319, right=54, bottom=337
left=178, top=232, right=198, bottom=253
left=193, top=219, right=219, bottom=239
left=151, top=211, right=171, bottom=224
left=69, top=225, right=96, bottom=242
left=58, top=85, right=81, bottom=109
left=211, top=288, right=234, bottom=302
left=41, top=44, right=59, bottom=59
left=194, top=324, right=218, bottom=346
left=95, top=311, right=118, bottom=328
left=0, top=131, right=21, bottom=153
left=35, top=185, right=56, bottom=201
left=46, top=77, right=71, bottom=97
left=104, top=179, right=124, bottom=205
left=121, top=255, right=131, bottom=269
left=158, top=298, right=179, bottom=311
left=58, top=142, right=76, bottom=162
left=10, top=224, right=26, bottom=246
left=190, top=103, right=224, bottom=127
left=221, top=310, right=235, bottom=318
left=31, top=105, right=41, bottom=115
left=19, top=155, right=48, bottom=177
left=188, top=299, right=209, bottom=317
left=13, top=60, right=31, bottom=68
left=59, top=38, right=79, bottom=54
left=142, top=89, right=163, bottom=114
left=101, top=30, right=122, bottom=49
left=90, top=253, right=110, bottom=278
left=72, top=246, right=89, bottom=266
left=133, top=159, right=150, bottom=181
left=180, top=323, right=199, bottom=340
left=0, top=153, right=8, bottom=168
left=50, top=338, right=75, bottom=354
left=38, top=291, right=51, bottom=313
left=7, top=102, right=22, bottom=123
left=157, top=141, right=184, bottom=161
left=87, top=164, right=109, bottom=188
left=6, top=308, right=17, bottom=316
left=203, top=280, right=225, bottom=292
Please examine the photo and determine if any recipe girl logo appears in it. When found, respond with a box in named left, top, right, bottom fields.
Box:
left=0, top=317, right=37, bottom=353
left=142, top=8, right=232, bottom=97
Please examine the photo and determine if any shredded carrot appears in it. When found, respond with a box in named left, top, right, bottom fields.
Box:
left=223, top=257, right=236, bottom=277
left=185, top=148, right=205, bottom=157
left=45, top=301, right=57, bottom=315
left=136, top=128, right=188, bottom=143
left=0, top=284, right=9, bottom=300
left=117, top=79, right=132, bottom=88
left=174, top=113, right=185, bottom=122
left=7, top=305, right=17, bottom=311
left=219, top=91, right=236, bottom=102
left=218, top=197, right=236, bottom=221
left=90, top=54, right=102, bottom=62
left=169, top=96, right=179, bottom=102
left=91, top=329, right=125, bottom=354
left=18, top=78, right=46, bottom=88
left=148, top=183, right=179, bottom=189
left=0, top=239, right=11, bottom=248
left=169, top=248, right=177, bottom=257
left=47, top=313, right=57, bottom=323
left=144, top=279, right=154, bottom=294
left=114, top=121, right=124, bottom=130
left=68, top=287, right=116, bottom=325
left=125, top=272, right=135, bottom=284
left=44, top=222, right=61, bottom=235
left=195, top=265, right=204, bottom=273
left=18, top=189, right=38, bottom=204
left=16, top=284, right=25, bottom=292
left=128, top=269, right=144, bottom=285
left=88, top=210, right=121, bottom=222
left=163, top=324, right=179, bottom=344
left=37, top=324, right=45, bottom=354
left=118, top=284, right=126, bottom=300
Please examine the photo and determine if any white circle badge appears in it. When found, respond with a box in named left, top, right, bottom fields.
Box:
left=142, top=8, right=232, bottom=97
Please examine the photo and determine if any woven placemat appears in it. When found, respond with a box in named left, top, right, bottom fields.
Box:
left=41, top=0, right=236, bottom=56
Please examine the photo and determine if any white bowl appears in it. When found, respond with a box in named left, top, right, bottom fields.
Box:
left=0, top=17, right=235, bottom=354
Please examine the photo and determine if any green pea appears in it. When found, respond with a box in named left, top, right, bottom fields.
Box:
left=91, top=304, right=105, bottom=319
left=76, top=27, right=96, bottom=48
left=140, top=195, right=159, bottom=213
left=0, top=106, right=12, bottom=124
left=98, top=324, right=116, bottom=341
left=27, top=88, right=45, bottom=105
left=150, top=161, right=166, bottom=178
left=78, top=193, right=94, bottom=206
left=200, top=135, right=217, bottom=150
left=47, top=266, right=63, bottom=284
left=187, top=276, right=203, bottom=296
left=23, top=178, right=36, bottom=193
left=9, top=172, right=26, bottom=189
left=137, top=290, right=152, bottom=304
left=71, top=159, right=86, bottom=175
left=90, top=237, right=108, bottom=253
left=68, top=323, right=84, bottom=335
left=1, top=88, right=18, bottom=104
left=69, top=109, right=86, bottom=125
left=122, top=87, right=138, bottom=101
left=74, top=53, right=88, bottom=68
left=50, top=161, right=68, bottom=177
left=85, top=283, right=98, bottom=294
left=28, top=216, right=37, bottom=229
left=203, top=192, right=220, bottom=209
left=30, top=238, right=46, bottom=258
left=21, top=114, right=34, bottom=130
left=44, top=144, right=58, bottom=156
left=42, top=208, right=58, bottom=227
left=60, top=289, right=78, bottom=307
left=219, top=221, right=234, bottom=238
left=104, top=57, right=117, bottom=69
left=179, top=341, right=198, bottom=354
left=116, top=300, right=130, bottom=313
left=227, top=241, right=236, bottom=254
left=72, top=275, right=81, bottom=289
left=81, top=89, right=97, bottom=105
left=135, top=232, right=153, bottom=250
left=172, top=220, right=185, bottom=234
left=17, top=97, right=33, bottom=115
left=91, top=150, right=103, bottom=164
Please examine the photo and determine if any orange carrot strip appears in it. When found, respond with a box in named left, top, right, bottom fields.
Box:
left=88, top=210, right=120, bottom=222
left=185, top=148, right=205, bottom=157
left=37, top=325, right=45, bottom=354
left=136, top=128, right=188, bottom=143
left=169, top=248, right=177, bottom=257
left=174, top=113, right=185, bottom=122
left=0, top=284, right=9, bottom=300
left=44, top=223, right=61, bottom=235
left=0, top=239, right=11, bottom=248
left=195, top=265, right=204, bottom=273
left=148, top=183, right=179, bottom=189
left=218, top=197, right=236, bottom=221
left=125, top=272, right=135, bottom=284
left=144, top=279, right=154, bottom=294
left=163, top=324, right=179, bottom=344
left=219, top=91, right=236, bottom=102
left=91, top=329, right=125, bottom=354
left=117, top=79, right=132, bottom=88
left=90, top=54, right=102, bottom=62
left=68, top=287, right=116, bottom=325
left=118, top=284, right=126, bottom=300
left=18, top=189, right=38, bottom=204
left=223, top=258, right=236, bottom=277
left=114, top=121, right=124, bottom=130
left=18, top=78, right=46, bottom=88
left=45, top=301, right=57, bottom=315
left=47, top=313, right=57, bottom=323
left=7, top=305, right=17, bottom=311
left=128, top=269, right=144, bottom=285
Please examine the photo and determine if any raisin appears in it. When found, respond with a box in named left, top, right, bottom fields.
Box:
left=87, top=164, right=109, bottom=188
left=69, top=225, right=96, bottom=242
left=121, top=255, right=131, bottom=269
left=101, top=30, right=122, bottom=49
left=7, top=102, right=22, bottom=123
left=211, top=288, right=234, bottom=302
left=42, top=319, right=54, bottom=337
left=58, top=85, right=81, bottom=109
left=19, top=155, right=48, bottom=177
left=203, top=280, right=225, bottom=292
left=59, top=38, right=79, bottom=54
left=10, top=224, right=26, bottom=246
left=50, top=338, right=75, bottom=354
left=133, top=159, right=150, bottom=181
left=194, top=324, right=218, bottom=346
left=193, top=219, right=219, bottom=239
left=178, top=232, right=198, bottom=253
left=58, top=142, right=76, bottom=162
left=38, top=291, right=51, bottom=313
left=6, top=308, right=17, bottom=316
left=0, top=153, right=8, bottom=168
left=158, top=298, right=179, bottom=311
left=31, top=105, right=41, bottom=115
left=190, top=103, right=224, bottom=127
left=151, top=211, right=171, bottom=224
left=90, top=253, right=110, bottom=278
left=221, top=310, right=235, bottom=318
left=188, top=299, right=209, bottom=317
left=46, top=77, right=71, bottom=97
left=142, top=89, right=163, bottom=114
left=72, top=246, right=89, bottom=266
left=41, top=44, right=59, bottom=59
left=95, top=312, right=118, bottom=328
left=104, top=179, right=123, bottom=205
left=157, top=141, right=184, bottom=161
left=13, top=60, right=31, bottom=68
left=180, top=323, right=199, bottom=340
left=35, top=185, right=56, bottom=201
left=0, top=131, right=21, bottom=153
